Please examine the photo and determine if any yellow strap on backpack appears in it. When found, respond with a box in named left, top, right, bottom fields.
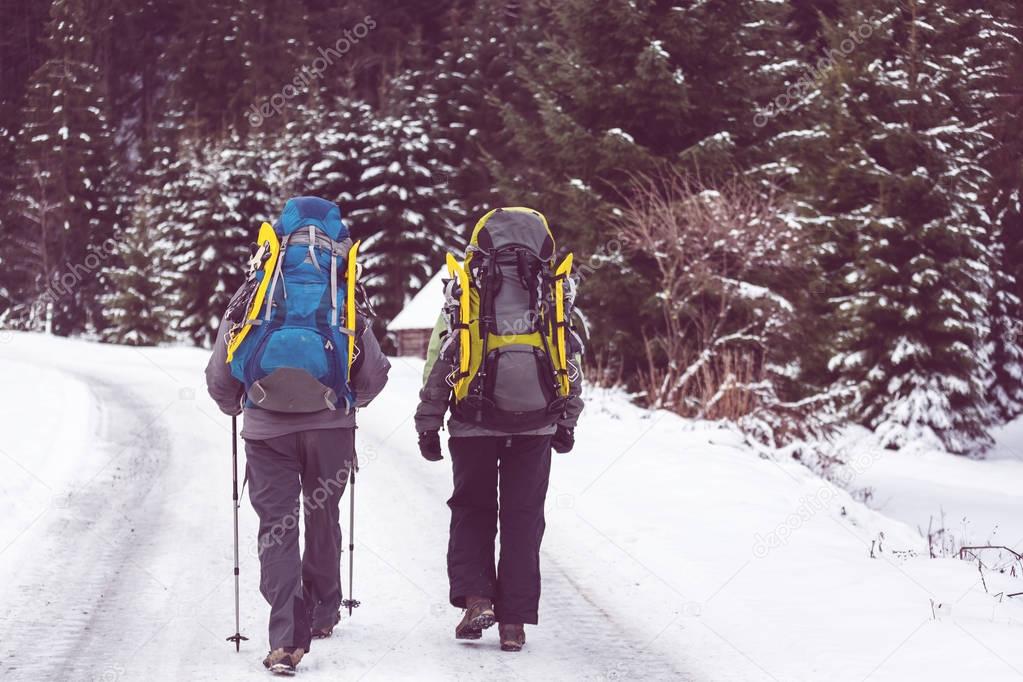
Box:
left=553, top=253, right=574, bottom=396
left=226, top=222, right=279, bottom=363
left=345, top=240, right=361, bottom=371
left=446, top=252, right=471, bottom=394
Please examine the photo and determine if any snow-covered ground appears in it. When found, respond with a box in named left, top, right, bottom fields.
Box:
left=0, top=332, right=1021, bottom=681
left=845, top=424, right=1023, bottom=552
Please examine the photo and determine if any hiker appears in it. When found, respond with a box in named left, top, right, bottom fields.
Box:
left=414, top=207, right=584, bottom=652
left=205, top=197, right=389, bottom=675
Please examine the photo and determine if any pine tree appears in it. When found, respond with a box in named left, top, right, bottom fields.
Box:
left=93, top=0, right=182, bottom=165
left=10, top=0, right=115, bottom=335
left=158, top=131, right=276, bottom=346
left=982, top=1, right=1023, bottom=422
left=0, top=118, right=24, bottom=319
left=752, top=3, right=893, bottom=398
left=988, top=224, right=1023, bottom=422
left=349, top=77, right=460, bottom=323
left=0, top=1, right=50, bottom=320
left=785, top=0, right=843, bottom=46
left=315, top=0, right=466, bottom=103
left=428, top=0, right=536, bottom=221
left=278, top=97, right=372, bottom=206
left=810, top=0, right=995, bottom=453
left=101, top=189, right=177, bottom=345
left=164, top=0, right=268, bottom=134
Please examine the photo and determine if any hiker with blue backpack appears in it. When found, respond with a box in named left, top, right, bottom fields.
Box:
left=205, top=197, right=390, bottom=675
left=415, top=207, right=585, bottom=652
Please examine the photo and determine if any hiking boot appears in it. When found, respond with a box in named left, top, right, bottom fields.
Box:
left=312, top=611, right=341, bottom=639
left=454, top=595, right=496, bottom=640
left=263, top=647, right=305, bottom=676
left=499, top=623, right=526, bottom=652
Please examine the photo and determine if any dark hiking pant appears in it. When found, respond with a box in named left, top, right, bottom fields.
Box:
left=245, top=428, right=353, bottom=651
left=447, top=435, right=552, bottom=624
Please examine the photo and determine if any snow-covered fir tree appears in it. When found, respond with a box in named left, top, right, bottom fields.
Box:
left=0, top=2, right=52, bottom=320
left=429, top=0, right=537, bottom=221
left=0, top=119, right=21, bottom=318
left=10, top=0, right=115, bottom=335
left=754, top=3, right=898, bottom=398
left=988, top=235, right=1023, bottom=422
left=163, top=0, right=249, bottom=135
left=278, top=97, right=372, bottom=207
left=981, top=0, right=1023, bottom=422
left=233, top=0, right=311, bottom=127
left=156, top=130, right=276, bottom=346
left=349, top=76, right=460, bottom=323
left=816, top=0, right=995, bottom=454
left=101, top=189, right=178, bottom=346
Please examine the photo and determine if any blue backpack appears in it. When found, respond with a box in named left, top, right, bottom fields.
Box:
left=228, top=197, right=361, bottom=413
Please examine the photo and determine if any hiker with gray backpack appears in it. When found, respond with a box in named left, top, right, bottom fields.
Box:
left=415, top=207, right=585, bottom=651
left=205, top=197, right=390, bottom=675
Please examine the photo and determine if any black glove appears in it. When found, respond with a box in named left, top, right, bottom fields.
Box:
left=551, top=425, right=574, bottom=454
left=222, top=391, right=244, bottom=417
left=418, top=431, right=443, bottom=461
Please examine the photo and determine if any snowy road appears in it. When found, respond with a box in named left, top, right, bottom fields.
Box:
left=0, top=373, right=172, bottom=681
left=2, top=333, right=1022, bottom=682
left=0, top=337, right=691, bottom=681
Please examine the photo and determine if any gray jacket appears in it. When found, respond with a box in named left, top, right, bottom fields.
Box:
left=205, top=289, right=391, bottom=441
left=414, top=316, right=584, bottom=438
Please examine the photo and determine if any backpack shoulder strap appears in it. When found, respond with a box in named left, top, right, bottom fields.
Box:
left=263, top=233, right=291, bottom=321
left=445, top=252, right=472, bottom=395
left=345, top=240, right=361, bottom=372
left=552, top=253, right=574, bottom=396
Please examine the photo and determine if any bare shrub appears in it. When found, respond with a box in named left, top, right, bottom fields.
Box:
left=925, top=510, right=964, bottom=559
left=695, top=348, right=762, bottom=421
left=586, top=344, right=626, bottom=389
left=617, top=170, right=803, bottom=424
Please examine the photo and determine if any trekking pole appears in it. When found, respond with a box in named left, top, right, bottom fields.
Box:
left=342, top=460, right=361, bottom=616
left=226, top=415, right=249, bottom=652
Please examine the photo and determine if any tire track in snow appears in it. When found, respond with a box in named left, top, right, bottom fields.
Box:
left=538, top=555, right=691, bottom=681
left=0, top=372, right=171, bottom=681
